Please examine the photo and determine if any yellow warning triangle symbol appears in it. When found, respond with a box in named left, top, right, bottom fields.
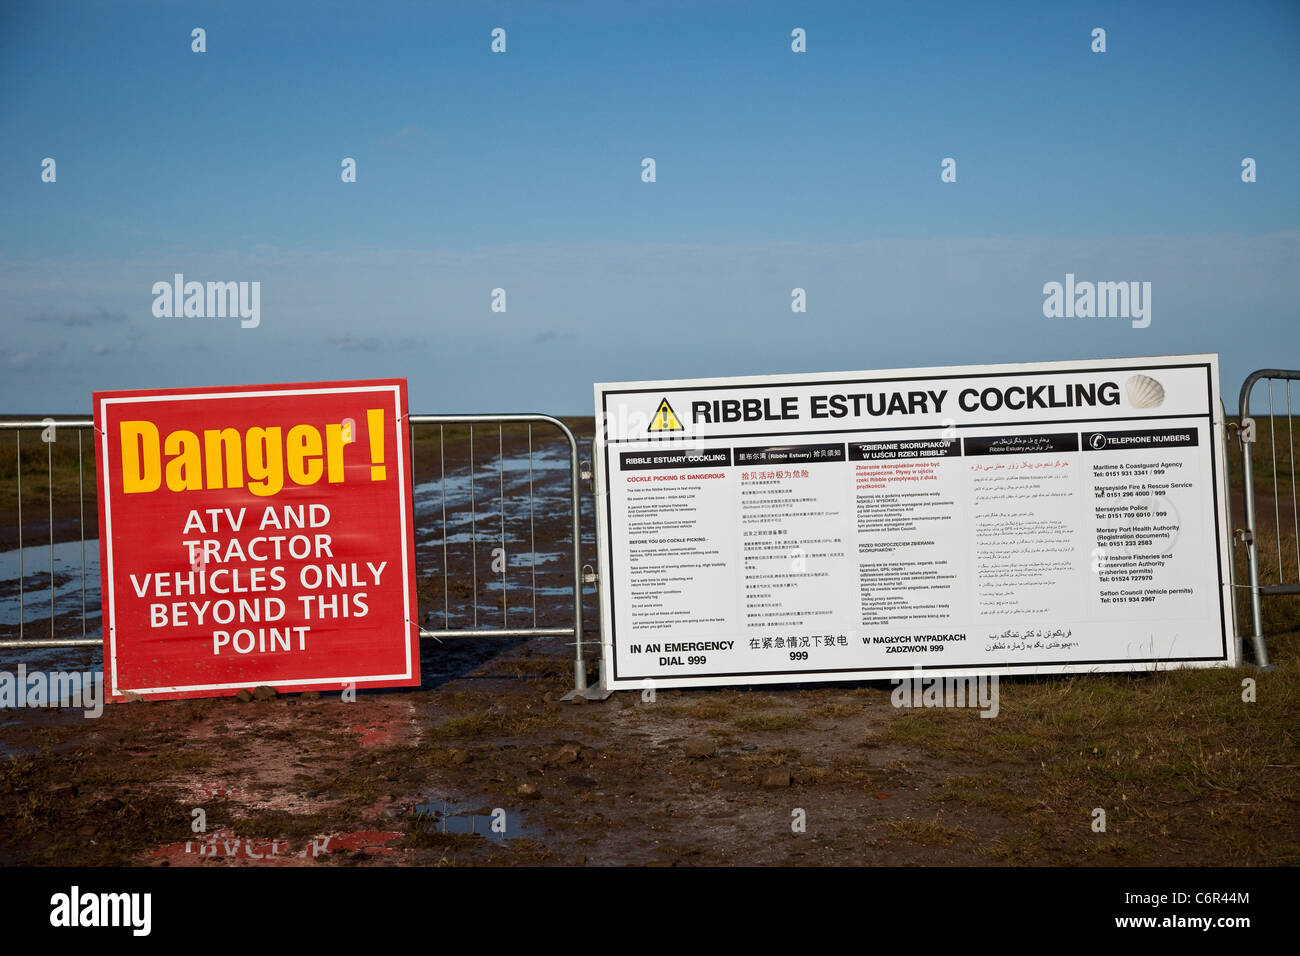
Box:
left=648, top=397, right=684, bottom=432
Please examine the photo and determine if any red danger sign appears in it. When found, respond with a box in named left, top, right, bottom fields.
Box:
left=93, top=379, right=419, bottom=701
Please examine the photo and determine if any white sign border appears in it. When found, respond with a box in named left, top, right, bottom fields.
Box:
left=593, top=354, right=1236, bottom=690
left=98, top=383, right=415, bottom=697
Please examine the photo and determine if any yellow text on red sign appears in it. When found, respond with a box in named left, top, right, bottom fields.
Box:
left=119, top=408, right=389, bottom=497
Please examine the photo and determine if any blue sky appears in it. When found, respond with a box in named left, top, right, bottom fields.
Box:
left=2, top=0, right=1297, bottom=412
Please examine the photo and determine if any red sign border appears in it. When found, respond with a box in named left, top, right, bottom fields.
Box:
left=92, top=378, right=419, bottom=701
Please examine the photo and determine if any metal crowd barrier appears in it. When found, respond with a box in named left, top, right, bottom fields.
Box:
left=11, top=382, right=1296, bottom=684
left=1236, top=370, right=1300, bottom=668
left=0, top=414, right=601, bottom=699
left=0, top=419, right=93, bottom=649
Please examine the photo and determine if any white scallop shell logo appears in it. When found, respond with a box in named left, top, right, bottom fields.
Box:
left=1126, top=374, right=1165, bottom=409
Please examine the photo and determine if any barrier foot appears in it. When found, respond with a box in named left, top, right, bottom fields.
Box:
left=562, top=680, right=614, bottom=702
left=562, top=655, right=614, bottom=701
left=1251, top=636, right=1271, bottom=670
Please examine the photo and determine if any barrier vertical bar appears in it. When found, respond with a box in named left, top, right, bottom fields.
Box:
left=529, top=424, right=537, bottom=629
left=499, top=424, right=506, bottom=626
left=16, top=432, right=22, bottom=641
left=1269, top=381, right=1282, bottom=579
left=440, top=425, right=448, bottom=631
left=79, top=429, right=86, bottom=640
left=470, top=425, right=477, bottom=629
left=1289, top=381, right=1299, bottom=580
left=1240, top=372, right=1273, bottom=667
left=566, top=418, right=587, bottom=693
left=48, top=434, right=54, bottom=636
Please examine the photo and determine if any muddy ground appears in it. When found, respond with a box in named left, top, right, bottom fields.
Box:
left=0, top=418, right=1297, bottom=866
left=1, top=632, right=1296, bottom=867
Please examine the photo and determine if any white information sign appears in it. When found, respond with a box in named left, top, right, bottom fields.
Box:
left=593, top=355, right=1235, bottom=689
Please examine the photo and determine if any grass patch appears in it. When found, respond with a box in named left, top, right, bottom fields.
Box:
left=879, top=651, right=1300, bottom=863
left=0, top=746, right=189, bottom=865
left=935, top=774, right=1038, bottom=815
left=688, top=699, right=741, bottom=721
left=727, top=747, right=802, bottom=772
left=0, top=422, right=97, bottom=523
left=430, top=709, right=559, bottom=739
left=808, top=700, right=863, bottom=719
left=396, top=828, right=482, bottom=851
left=731, top=711, right=808, bottom=732
left=795, top=765, right=838, bottom=785
left=882, top=815, right=973, bottom=847
left=234, top=808, right=346, bottom=844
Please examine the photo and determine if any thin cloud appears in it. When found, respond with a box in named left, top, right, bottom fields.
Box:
left=26, top=306, right=126, bottom=327
left=327, top=335, right=380, bottom=352
left=534, top=330, right=577, bottom=344
left=90, top=327, right=146, bottom=357
left=379, top=124, right=425, bottom=152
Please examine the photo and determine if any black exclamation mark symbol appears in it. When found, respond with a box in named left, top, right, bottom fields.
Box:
left=367, top=408, right=386, bottom=481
